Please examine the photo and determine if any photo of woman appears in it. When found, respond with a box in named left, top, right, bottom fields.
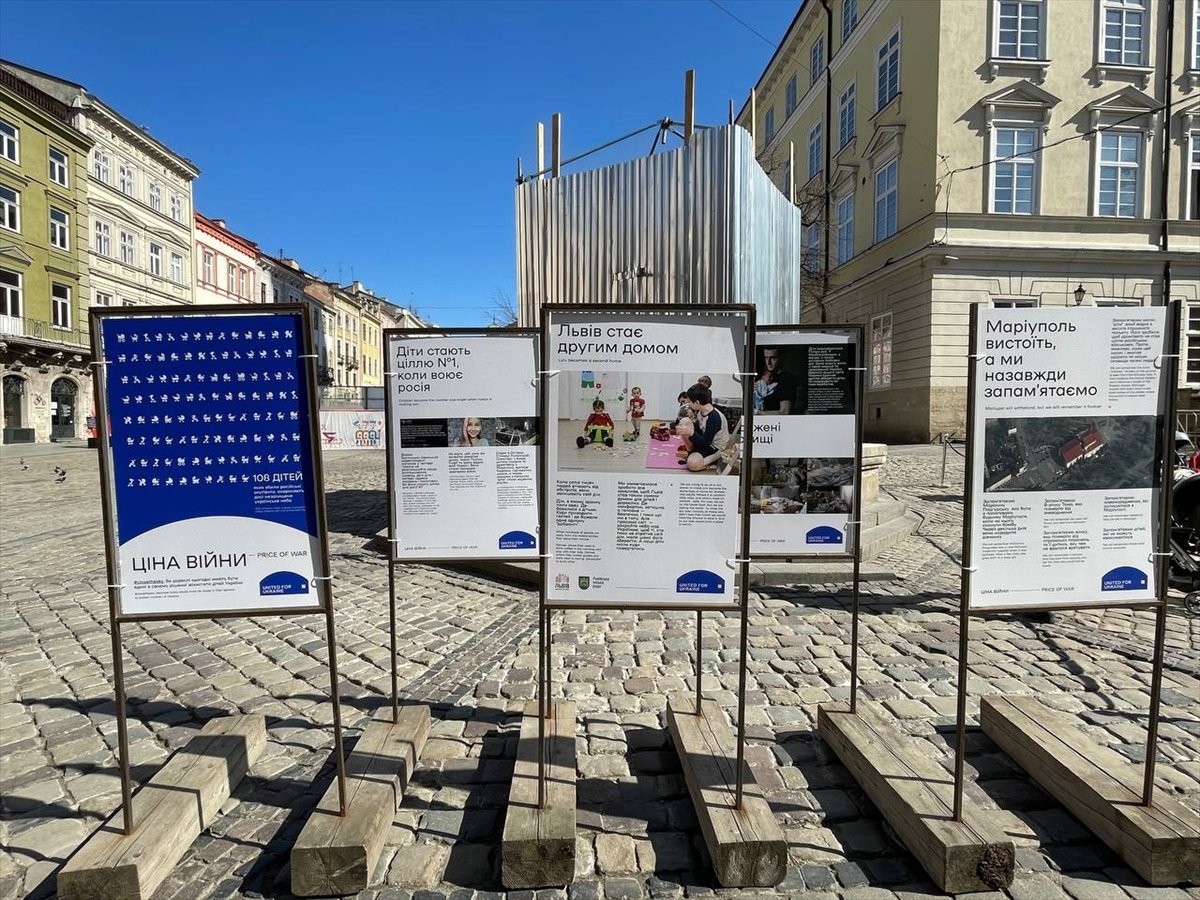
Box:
left=456, top=416, right=489, bottom=447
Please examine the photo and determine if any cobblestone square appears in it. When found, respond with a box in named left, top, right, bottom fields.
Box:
left=1, top=442, right=1197, bottom=899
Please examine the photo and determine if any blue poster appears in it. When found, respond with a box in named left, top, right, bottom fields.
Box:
left=99, top=311, right=325, bottom=615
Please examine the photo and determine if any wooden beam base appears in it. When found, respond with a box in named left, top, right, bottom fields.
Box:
left=57, top=714, right=266, bottom=900
left=291, top=705, right=430, bottom=897
left=981, top=695, right=1200, bottom=886
left=818, top=701, right=1015, bottom=894
left=666, top=699, right=786, bottom=888
left=501, top=700, right=576, bottom=889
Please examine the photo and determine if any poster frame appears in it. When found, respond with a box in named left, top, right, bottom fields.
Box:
left=535, top=301, right=757, bottom=810
left=951, top=300, right=1179, bottom=817
left=381, top=325, right=541, bottom=566
left=751, top=324, right=865, bottom=562
left=90, top=302, right=347, bottom=834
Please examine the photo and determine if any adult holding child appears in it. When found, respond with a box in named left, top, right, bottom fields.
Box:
left=684, top=384, right=733, bottom=473
left=753, top=347, right=795, bottom=415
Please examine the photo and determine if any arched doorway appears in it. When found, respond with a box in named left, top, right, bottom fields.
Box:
left=51, top=377, right=78, bottom=441
left=2, top=374, right=31, bottom=443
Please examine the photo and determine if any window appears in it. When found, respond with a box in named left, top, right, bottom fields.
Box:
left=786, top=75, right=798, bottom=116
left=992, top=127, right=1039, bottom=214
left=811, top=36, right=825, bottom=84
left=122, top=298, right=136, bottom=307
left=202, top=250, right=214, bottom=284
left=51, top=284, right=70, bottom=329
left=1188, top=131, right=1200, bottom=220
left=877, top=30, right=900, bottom=110
left=119, top=164, right=134, bottom=196
left=1103, top=0, right=1146, bottom=66
left=93, top=149, right=110, bottom=183
left=227, top=261, right=236, bottom=294
left=94, top=290, right=113, bottom=307
left=1095, top=297, right=1141, bottom=306
left=94, top=220, right=111, bottom=256
left=838, top=82, right=856, bottom=148
left=870, top=313, right=892, bottom=389
left=1188, top=304, right=1200, bottom=385
left=0, top=185, right=19, bottom=232
left=836, top=192, right=855, bottom=265
left=149, top=243, right=162, bottom=276
left=842, top=0, right=858, bottom=42
left=1194, top=0, right=1200, bottom=72
left=0, top=269, right=21, bottom=318
left=49, top=148, right=68, bottom=186
left=874, top=158, right=898, bottom=242
left=803, top=223, right=821, bottom=275
left=1098, top=131, right=1141, bottom=217
left=50, top=208, right=69, bottom=250
left=0, top=119, right=17, bottom=163
left=782, top=157, right=792, bottom=195
left=239, top=268, right=248, bottom=298
left=996, top=0, right=1043, bottom=59
left=120, top=230, right=136, bottom=265
left=170, top=194, right=182, bottom=222
left=148, top=182, right=162, bottom=212
left=170, top=253, right=182, bottom=283
left=808, top=122, right=823, bottom=180
left=993, top=298, right=1039, bottom=308
left=765, top=107, right=776, bottom=143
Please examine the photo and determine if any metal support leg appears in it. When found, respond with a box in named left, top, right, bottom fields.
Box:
left=695, top=610, right=703, bottom=714
left=735, top=593, right=750, bottom=809
left=110, top=617, right=135, bottom=835
left=537, top=602, right=546, bottom=810
left=952, top=602, right=970, bottom=821
left=1142, top=601, right=1168, bottom=806
left=388, top=562, right=399, bottom=723
left=325, top=605, right=348, bottom=816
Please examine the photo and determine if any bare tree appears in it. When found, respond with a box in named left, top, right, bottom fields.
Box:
left=488, top=288, right=520, bottom=328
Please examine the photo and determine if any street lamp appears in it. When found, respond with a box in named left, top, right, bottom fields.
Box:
left=1074, top=284, right=1087, bottom=306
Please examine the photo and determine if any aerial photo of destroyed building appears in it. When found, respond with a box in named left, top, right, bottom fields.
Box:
left=983, top=416, right=1160, bottom=493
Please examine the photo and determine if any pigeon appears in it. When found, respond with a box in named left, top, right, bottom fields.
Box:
left=54, top=469, right=67, bottom=484
left=19, top=457, right=27, bottom=470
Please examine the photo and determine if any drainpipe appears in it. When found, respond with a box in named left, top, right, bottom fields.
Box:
left=1160, top=0, right=1174, bottom=313
left=819, top=0, right=834, bottom=323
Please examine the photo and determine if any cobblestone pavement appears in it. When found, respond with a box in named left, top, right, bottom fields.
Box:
left=1, top=441, right=1197, bottom=900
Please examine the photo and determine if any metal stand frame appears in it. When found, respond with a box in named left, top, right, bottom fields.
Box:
left=534, top=304, right=756, bottom=810
left=952, top=302, right=1179, bottom=819
left=90, top=304, right=348, bottom=835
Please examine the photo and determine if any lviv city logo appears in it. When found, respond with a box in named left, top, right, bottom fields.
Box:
left=554, top=573, right=569, bottom=590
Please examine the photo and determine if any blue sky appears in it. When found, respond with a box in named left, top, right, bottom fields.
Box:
left=0, top=0, right=797, bottom=326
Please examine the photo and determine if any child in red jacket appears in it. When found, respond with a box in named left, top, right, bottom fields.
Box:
left=577, top=399, right=615, bottom=448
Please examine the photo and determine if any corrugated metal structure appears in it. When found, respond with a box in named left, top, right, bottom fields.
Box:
left=516, top=124, right=804, bottom=326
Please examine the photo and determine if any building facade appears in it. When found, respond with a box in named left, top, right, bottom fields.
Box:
left=1, top=62, right=199, bottom=316
left=0, top=68, right=94, bottom=443
left=741, top=0, right=1200, bottom=441
left=259, top=253, right=334, bottom=384
left=194, top=213, right=257, bottom=306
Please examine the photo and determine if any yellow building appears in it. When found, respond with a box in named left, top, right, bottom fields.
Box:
left=740, top=0, right=1200, bottom=441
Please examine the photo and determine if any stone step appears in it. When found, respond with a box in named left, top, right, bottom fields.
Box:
left=860, top=509, right=922, bottom=561
left=862, top=499, right=909, bottom=528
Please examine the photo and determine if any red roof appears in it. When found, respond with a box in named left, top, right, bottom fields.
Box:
left=1061, top=440, right=1084, bottom=464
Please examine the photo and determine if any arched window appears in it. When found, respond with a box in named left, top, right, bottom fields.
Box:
left=51, top=377, right=78, bottom=439
left=3, top=374, right=26, bottom=433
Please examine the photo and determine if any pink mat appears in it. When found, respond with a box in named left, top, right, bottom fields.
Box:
left=646, top=435, right=688, bottom=469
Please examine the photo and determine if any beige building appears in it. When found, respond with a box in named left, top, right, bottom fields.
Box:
left=740, top=0, right=1200, bottom=441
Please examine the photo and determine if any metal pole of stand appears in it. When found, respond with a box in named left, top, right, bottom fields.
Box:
left=389, top=562, right=399, bottom=723
left=325, top=602, right=349, bottom=816
left=1142, top=601, right=1168, bottom=806
left=110, top=616, right=135, bottom=835
left=850, top=338, right=866, bottom=714
left=695, top=610, right=703, bottom=715
left=537, top=599, right=546, bottom=810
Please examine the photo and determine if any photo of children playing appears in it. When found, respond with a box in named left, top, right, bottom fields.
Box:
left=556, top=370, right=742, bottom=476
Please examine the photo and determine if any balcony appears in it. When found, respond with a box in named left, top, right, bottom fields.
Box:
left=0, top=315, right=90, bottom=351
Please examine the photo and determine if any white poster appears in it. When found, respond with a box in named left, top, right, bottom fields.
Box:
left=386, top=332, right=540, bottom=560
left=968, top=306, right=1169, bottom=610
left=750, top=329, right=859, bottom=556
left=544, top=308, right=751, bottom=608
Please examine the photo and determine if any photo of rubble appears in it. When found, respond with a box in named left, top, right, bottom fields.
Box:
left=983, top=416, right=1160, bottom=493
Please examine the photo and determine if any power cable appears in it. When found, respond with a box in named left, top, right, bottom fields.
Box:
left=707, top=0, right=778, bottom=48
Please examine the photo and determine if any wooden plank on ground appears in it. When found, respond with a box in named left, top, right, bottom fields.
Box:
left=57, top=714, right=266, bottom=900
left=291, top=704, right=430, bottom=897
left=666, top=698, right=786, bottom=887
left=501, top=700, right=576, bottom=889
left=818, top=701, right=1014, bottom=894
left=981, top=694, right=1200, bottom=886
